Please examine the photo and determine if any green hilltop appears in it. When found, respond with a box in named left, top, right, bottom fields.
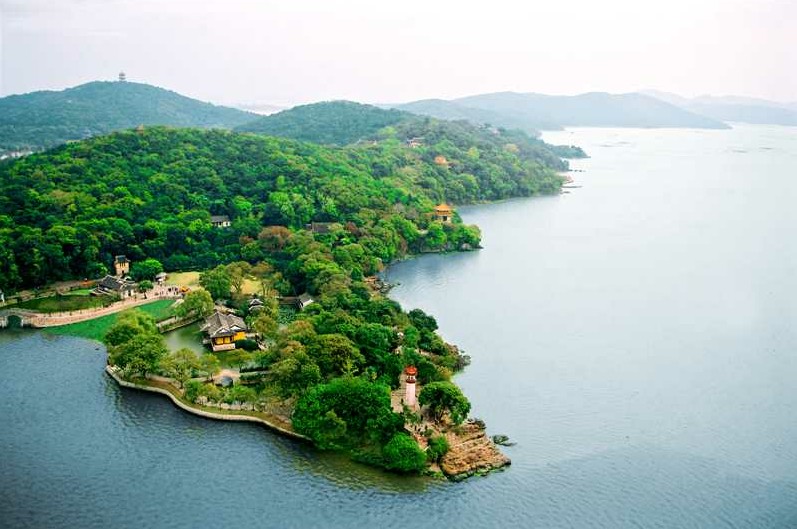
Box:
left=0, top=81, right=256, bottom=154
left=235, top=100, right=410, bottom=145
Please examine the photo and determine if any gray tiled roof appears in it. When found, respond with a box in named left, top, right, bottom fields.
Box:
left=201, top=311, right=248, bottom=338
left=97, top=275, right=135, bottom=292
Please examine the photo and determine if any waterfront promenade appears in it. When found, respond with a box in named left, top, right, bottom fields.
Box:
left=0, top=286, right=180, bottom=328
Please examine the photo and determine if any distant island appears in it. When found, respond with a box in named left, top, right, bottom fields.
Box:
left=392, top=91, right=730, bottom=132
left=641, top=90, right=797, bottom=126
left=0, top=101, right=583, bottom=479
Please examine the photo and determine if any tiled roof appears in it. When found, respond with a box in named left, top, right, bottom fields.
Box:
left=97, top=275, right=135, bottom=292
left=201, top=311, right=248, bottom=338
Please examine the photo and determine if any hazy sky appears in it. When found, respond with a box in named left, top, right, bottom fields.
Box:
left=1, top=0, right=794, bottom=105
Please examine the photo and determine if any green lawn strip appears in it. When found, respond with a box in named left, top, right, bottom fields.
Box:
left=46, top=299, right=175, bottom=341
left=14, top=293, right=113, bottom=313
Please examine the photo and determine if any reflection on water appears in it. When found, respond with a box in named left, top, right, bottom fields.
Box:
left=163, top=322, right=205, bottom=354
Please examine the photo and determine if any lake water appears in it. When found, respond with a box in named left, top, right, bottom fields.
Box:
left=2, top=124, right=796, bottom=528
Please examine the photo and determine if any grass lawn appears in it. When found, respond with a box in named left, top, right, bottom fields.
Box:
left=167, top=270, right=262, bottom=295
left=46, top=299, right=175, bottom=342
left=14, top=293, right=114, bottom=313
left=69, top=288, right=95, bottom=296
left=168, top=271, right=201, bottom=288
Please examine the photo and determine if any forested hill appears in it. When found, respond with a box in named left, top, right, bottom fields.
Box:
left=0, top=81, right=257, bottom=154
left=235, top=101, right=409, bottom=145
left=0, top=121, right=568, bottom=290
left=235, top=100, right=585, bottom=166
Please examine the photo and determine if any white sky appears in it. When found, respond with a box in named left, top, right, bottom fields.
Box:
left=1, top=0, right=794, bottom=105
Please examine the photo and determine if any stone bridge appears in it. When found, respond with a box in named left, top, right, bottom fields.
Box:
left=0, top=309, right=43, bottom=328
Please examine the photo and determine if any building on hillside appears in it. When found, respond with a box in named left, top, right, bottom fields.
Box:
left=201, top=311, right=248, bottom=352
left=210, top=215, right=231, bottom=228
left=93, top=275, right=136, bottom=298
left=297, top=293, right=314, bottom=311
left=407, top=137, right=424, bottom=148
left=114, top=255, right=130, bottom=277
left=248, top=297, right=264, bottom=313
left=306, top=222, right=334, bottom=235
left=434, top=155, right=450, bottom=167
left=155, top=272, right=168, bottom=285
left=433, top=203, right=454, bottom=224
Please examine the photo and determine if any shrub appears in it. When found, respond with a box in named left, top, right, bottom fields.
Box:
left=382, top=433, right=427, bottom=473
left=426, top=435, right=450, bottom=462
left=184, top=380, right=203, bottom=403
left=418, top=381, right=471, bottom=424
left=239, top=371, right=268, bottom=385
left=234, top=339, right=259, bottom=351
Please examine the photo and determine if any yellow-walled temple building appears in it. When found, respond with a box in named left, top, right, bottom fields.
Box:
left=201, top=311, right=248, bottom=352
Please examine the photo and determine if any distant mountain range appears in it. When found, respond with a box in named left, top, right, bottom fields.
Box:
left=641, top=90, right=797, bottom=126
left=2, top=80, right=793, bottom=157
left=391, top=91, right=730, bottom=132
left=0, top=81, right=256, bottom=154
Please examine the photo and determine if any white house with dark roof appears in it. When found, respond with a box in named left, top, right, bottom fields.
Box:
left=93, top=275, right=136, bottom=298
left=210, top=215, right=231, bottom=228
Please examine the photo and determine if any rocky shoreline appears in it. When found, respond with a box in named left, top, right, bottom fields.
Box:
left=439, top=419, right=511, bottom=480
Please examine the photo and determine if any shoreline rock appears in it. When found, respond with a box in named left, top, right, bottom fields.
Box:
left=440, top=419, right=511, bottom=480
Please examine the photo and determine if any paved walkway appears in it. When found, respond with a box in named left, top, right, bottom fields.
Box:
left=28, top=286, right=180, bottom=327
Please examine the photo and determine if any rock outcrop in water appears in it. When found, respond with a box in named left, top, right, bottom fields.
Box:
left=440, top=419, right=511, bottom=480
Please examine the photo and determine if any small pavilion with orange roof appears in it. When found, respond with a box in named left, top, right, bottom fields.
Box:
left=434, top=203, right=454, bottom=224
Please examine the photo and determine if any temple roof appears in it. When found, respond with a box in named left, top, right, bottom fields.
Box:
left=201, top=310, right=248, bottom=338
left=97, top=275, right=135, bottom=292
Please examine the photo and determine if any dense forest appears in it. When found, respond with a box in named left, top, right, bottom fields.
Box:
left=0, top=109, right=571, bottom=291
left=0, top=101, right=581, bottom=473
left=236, top=100, right=585, bottom=165
left=235, top=101, right=409, bottom=145
left=0, top=81, right=256, bottom=154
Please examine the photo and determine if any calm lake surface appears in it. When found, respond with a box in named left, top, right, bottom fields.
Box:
left=2, top=124, right=796, bottom=528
